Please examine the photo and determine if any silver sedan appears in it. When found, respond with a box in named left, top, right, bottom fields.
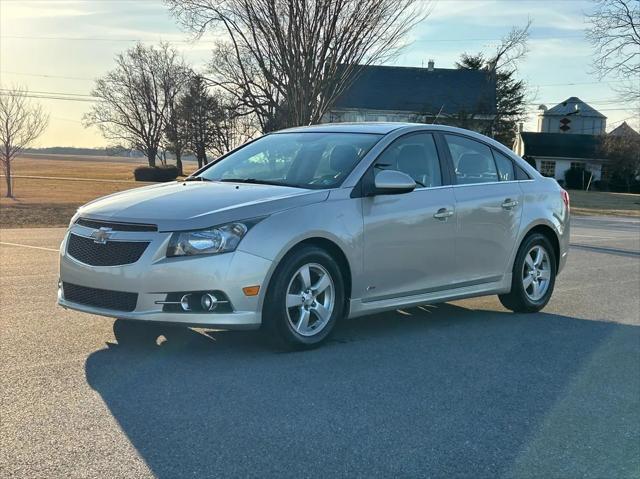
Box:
left=58, top=123, right=570, bottom=348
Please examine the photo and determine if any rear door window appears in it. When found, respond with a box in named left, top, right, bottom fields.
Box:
left=444, top=135, right=498, bottom=185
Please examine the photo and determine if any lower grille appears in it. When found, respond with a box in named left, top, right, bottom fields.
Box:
left=62, top=282, right=138, bottom=312
left=67, top=234, right=149, bottom=266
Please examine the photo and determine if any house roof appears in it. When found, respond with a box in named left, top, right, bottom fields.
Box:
left=608, top=121, right=640, bottom=137
left=333, top=65, right=497, bottom=116
left=543, top=97, right=606, bottom=118
left=520, top=132, right=604, bottom=160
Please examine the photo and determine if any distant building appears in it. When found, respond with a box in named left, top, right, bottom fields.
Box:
left=608, top=121, right=640, bottom=138
left=536, top=96, right=606, bottom=135
left=322, top=62, right=496, bottom=128
left=514, top=97, right=610, bottom=183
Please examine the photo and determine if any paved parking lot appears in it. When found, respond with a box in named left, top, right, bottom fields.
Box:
left=1, top=216, right=639, bottom=478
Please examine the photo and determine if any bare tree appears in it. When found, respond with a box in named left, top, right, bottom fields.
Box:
left=84, top=43, right=190, bottom=167
left=587, top=0, right=640, bottom=102
left=166, top=0, right=429, bottom=132
left=211, top=104, right=258, bottom=158
left=0, top=86, right=49, bottom=198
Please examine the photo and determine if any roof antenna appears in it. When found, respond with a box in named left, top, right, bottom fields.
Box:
left=432, top=105, right=444, bottom=124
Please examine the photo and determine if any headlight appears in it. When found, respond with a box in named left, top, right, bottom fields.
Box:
left=167, top=220, right=257, bottom=257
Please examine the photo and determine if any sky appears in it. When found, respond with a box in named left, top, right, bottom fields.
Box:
left=0, top=0, right=637, bottom=148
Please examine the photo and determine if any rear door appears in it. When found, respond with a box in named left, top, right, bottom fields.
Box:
left=361, top=132, right=458, bottom=301
left=442, top=133, right=523, bottom=284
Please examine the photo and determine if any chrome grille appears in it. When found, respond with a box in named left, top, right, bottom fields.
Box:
left=67, top=234, right=149, bottom=266
left=75, top=217, right=157, bottom=232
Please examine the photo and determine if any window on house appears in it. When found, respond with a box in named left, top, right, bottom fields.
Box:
left=540, top=160, right=556, bottom=177
left=571, top=161, right=586, bottom=170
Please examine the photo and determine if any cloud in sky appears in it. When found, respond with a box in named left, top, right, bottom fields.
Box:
left=0, top=0, right=635, bottom=147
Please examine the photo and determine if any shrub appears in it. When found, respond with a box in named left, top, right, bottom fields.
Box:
left=564, top=167, right=592, bottom=190
left=593, top=180, right=609, bottom=191
left=134, top=165, right=179, bottom=182
left=608, top=171, right=640, bottom=193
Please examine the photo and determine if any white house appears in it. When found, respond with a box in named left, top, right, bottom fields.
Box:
left=322, top=62, right=497, bottom=128
left=513, top=97, right=609, bottom=184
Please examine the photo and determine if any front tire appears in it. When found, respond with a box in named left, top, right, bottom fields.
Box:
left=263, top=246, right=345, bottom=349
left=499, top=233, right=557, bottom=313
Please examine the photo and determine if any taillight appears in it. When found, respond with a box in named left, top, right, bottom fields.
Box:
left=561, top=189, right=570, bottom=212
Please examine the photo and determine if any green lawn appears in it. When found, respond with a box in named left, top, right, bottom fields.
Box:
left=569, top=189, right=640, bottom=217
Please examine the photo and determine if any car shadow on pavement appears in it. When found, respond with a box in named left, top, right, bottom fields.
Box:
left=85, top=304, right=640, bottom=479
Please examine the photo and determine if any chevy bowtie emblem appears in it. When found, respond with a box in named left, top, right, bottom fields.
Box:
left=91, top=227, right=113, bottom=244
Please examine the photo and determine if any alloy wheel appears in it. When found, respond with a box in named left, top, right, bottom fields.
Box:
left=522, top=245, right=551, bottom=301
left=285, top=263, right=335, bottom=337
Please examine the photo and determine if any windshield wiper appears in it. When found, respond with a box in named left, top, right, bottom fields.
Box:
left=218, top=178, right=296, bottom=187
left=183, top=176, right=213, bottom=182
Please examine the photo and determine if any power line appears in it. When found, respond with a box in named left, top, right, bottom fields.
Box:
left=1, top=70, right=94, bottom=81
left=0, top=88, right=94, bottom=99
left=1, top=34, right=208, bottom=44
left=2, top=32, right=586, bottom=44
left=534, top=79, right=630, bottom=87
left=0, top=92, right=95, bottom=103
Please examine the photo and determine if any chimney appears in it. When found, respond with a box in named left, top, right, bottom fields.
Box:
left=427, top=59, right=434, bottom=72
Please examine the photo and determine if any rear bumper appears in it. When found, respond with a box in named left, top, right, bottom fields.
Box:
left=58, top=227, right=272, bottom=329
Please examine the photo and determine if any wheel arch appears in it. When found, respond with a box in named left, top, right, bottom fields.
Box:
left=259, top=236, right=353, bottom=313
left=521, top=223, right=561, bottom=271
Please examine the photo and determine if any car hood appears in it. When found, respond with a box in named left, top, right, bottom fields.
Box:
left=76, top=181, right=329, bottom=231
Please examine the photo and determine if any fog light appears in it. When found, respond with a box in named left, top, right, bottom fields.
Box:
left=200, top=293, right=218, bottom=311
left=180, top=294, right=192, bottom=311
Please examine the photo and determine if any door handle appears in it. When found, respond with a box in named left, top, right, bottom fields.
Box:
left=501, top=198, right=519, bottom=210
left=433, top=208, right=454, bottom=220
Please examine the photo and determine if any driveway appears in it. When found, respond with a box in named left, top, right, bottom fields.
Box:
left=1, top=216, right=639, bottom=478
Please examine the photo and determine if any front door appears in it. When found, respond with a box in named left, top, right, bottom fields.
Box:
left=443, top=134, right=523, bottom=284
left=361, top=132, right=457, bottom=301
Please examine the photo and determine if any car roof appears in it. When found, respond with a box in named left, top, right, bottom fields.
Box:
left=276, top=122, right=416, bottom=135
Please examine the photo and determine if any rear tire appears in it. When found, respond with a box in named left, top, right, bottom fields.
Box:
left=499, top=233, right=557, bottom=313
left=263, top=246, right=345, bottom=350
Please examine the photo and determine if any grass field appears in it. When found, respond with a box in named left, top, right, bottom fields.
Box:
left=0, top=155, right=195, bottom=228
left=568, top=189, right=640, bottom=217
left=1, top=155, right=639, bottom=228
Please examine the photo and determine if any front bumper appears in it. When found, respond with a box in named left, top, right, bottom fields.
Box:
left=58, top=226, right=272, bottom=329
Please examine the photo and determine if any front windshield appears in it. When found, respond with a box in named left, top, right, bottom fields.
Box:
left=197, top=132, right=382, bottom=189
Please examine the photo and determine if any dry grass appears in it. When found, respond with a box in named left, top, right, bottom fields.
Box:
left=1, top=155, right=196, bottom=228
left=569, top=189, right=640, bottom=217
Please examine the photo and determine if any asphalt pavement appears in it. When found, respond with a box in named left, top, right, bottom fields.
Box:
left=1, top=216, right=639, bottom=478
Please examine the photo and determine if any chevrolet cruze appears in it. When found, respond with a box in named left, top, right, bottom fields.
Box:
left=58, top=123, right=570, bottom=348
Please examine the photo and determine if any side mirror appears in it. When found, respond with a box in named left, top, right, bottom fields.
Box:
left=370, top=169, right=417, bottom=195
